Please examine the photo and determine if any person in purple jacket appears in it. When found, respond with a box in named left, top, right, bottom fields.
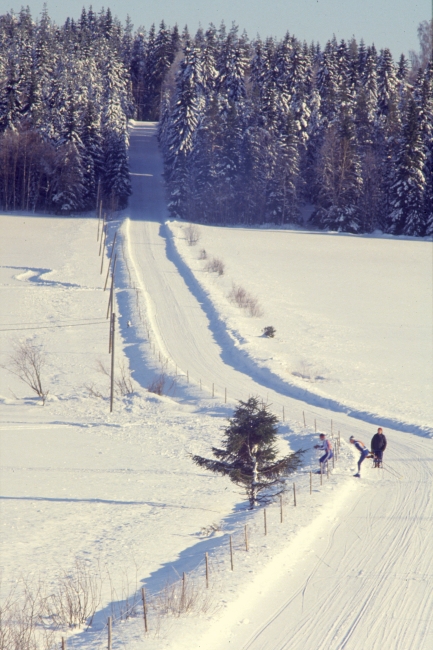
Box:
left=314, top=433, right=333, bottom=473
left=349, top=436, right=370, bottom=477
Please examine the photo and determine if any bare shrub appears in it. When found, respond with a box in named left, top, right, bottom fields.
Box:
left=0, top=581, right=56, bottom=650
left=147, top=374, right=166, bottom=395
left=228, top=284, right=263, bottom=317
left=106, top=564, right=141, bottom=622
left=152, top=575, right=215, bottom=618
left=246, top=296, right=263, bottom=317
left=184, top=223, right=200, bottom=246
left=2, top=339, right=48, bottom=403
left=147, top=372, right=177, bottom=396
left=84, top=382, right=105, bottom=399
left=263, top=326, right=276, bottom=338
left=115, top=359, right=134, bottom=396
left=96, top=358, right=109, bottom=378
left=44, top=559, right=102, bottom=629
left=204, top=257, right=225, bottom=275
left=198, top=248, right=207, bottom=260
left=228, top=284, right=249, bottom=308
left=200, top=523, right=221, bottom=536
left=93, top=359, right=134, bottom=398
left=292, top=360, right=327, bottom=383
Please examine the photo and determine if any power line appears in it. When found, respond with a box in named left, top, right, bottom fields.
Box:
left=0, top=317, right=108, bottom=327
left=0, top=321, right=108, bottom=333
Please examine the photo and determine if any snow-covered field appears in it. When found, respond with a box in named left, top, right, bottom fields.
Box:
left=167, top=220, right=433, bottom=435
left=1, top=122, right=432, bottom=650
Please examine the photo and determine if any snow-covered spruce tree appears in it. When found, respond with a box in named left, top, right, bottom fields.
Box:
left=239, top=122, right=276, bottom=224
left=313, top=94, right=363, bottom=233
left=192, top=397, right=303, bottom=508
left=414, top=61, right=433, bottom=235
left=163, top=41, right=205, bottom=219
left=268, top=111, right=301, bottom=224
left=387, top=95, right=426, bottom=236
left=52, top=86, right=86, bottom=214
left=100, top=56, right=132, bottom=211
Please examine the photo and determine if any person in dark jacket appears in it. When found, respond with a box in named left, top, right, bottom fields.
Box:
left=371, top=427, right=387, bottom=467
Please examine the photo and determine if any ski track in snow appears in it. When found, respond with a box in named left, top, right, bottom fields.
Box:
left=1, top=121, right=432, bottom=650
left=114, top=122, right=433, bottom=649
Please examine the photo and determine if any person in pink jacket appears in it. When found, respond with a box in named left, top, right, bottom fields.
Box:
left=314, top=433, right=333, bottom=473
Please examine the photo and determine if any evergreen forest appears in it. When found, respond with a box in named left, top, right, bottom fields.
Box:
left=0, top=7, right=431, bottom=236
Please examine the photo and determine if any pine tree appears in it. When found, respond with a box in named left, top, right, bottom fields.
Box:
left=163, top=42, right=205, bottom=218
left=314, top=104, right=363, bottom=232
left=316, top=40, right=339, bottom=125
left=269, top=111, right=300, bottom=223
left=377, top=48, right=398, bottom=120
left=388, top=96, right=426, bottom=235
left=192, top=398, right=303, bottom=508
left=52, top=86, right=86, bottom=213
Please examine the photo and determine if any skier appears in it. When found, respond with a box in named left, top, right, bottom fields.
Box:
left=314, top=433, right=333, bottom=473
left=349, top=436, right=370, bottom=477
left=371, top=427, right=387, bottom=468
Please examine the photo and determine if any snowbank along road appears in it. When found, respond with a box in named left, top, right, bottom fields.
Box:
left=123, top=122, right=433, bottom=649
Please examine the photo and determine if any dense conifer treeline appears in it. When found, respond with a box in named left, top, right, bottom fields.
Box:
left=0, top=7, right=431, bottom=236
left=0, top=6, right=138, bottom=213
left=159, top=24, right=432, bottom=235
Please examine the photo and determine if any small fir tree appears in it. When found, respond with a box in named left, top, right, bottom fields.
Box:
left=192, top=397, right=303, bottom=508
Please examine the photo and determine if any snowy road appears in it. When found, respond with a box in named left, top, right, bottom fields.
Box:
left=124, top=122, right=433, bottom=649
left=202, top=432, right=433, bottom=650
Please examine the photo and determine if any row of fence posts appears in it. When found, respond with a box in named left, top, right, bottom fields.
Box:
left=95, top=206, right=348, bottom=432
left=96, top=201, right=119, bottom=413
left=59, top=433, right=342, bottom=648
left=77, top=205, right=348, bottom=647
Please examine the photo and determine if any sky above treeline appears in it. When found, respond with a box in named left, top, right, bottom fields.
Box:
left=0, top=0, right=430, bottom=58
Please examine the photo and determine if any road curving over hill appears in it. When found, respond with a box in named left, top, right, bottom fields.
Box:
left=124, top=121, right=433, bottom=650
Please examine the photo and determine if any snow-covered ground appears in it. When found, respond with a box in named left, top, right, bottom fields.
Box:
left=1, top=122, right=432, bottom=649
left=167, top=220, right=433, bottom=436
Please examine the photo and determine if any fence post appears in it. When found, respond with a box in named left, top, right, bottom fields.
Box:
left=225, top=387, right=227, bottom=403
left=320, top=464, right=323, bottom=485
left=141, top=587, right=148, bottom=633
left=100, top=226, right=107, bottom=273
left=110, top=313, right=115, bottom=413
left=327, top=461, right=329, bottom=479
left=212, top=383, right=214, bottom=398
left=108, top=616, right=112, bottom=650
left=106, top=254, right=117, bottom=320
left=99, top=223, right=105, bottom=257
left=244, top=525, right=249, bottom=551
left=205, top=552, right=209, bottom=588
left=315, top=418, right=317, bottom=433
left=97, top=200, right=102, bottom=241
left=310, top=471, right=312, bottom=495
left=230, top=535, right=234, bottom=570
left=181, top=573, right=186, bottom=610
left=104, top=232, right=117, bottom=290
left=61, top=638, right=66, bottom=650
left=293, top=483, right=297, bottom=507
left=264, top=508, right=267, bottom=535
left=280, top=494, right=283, bottom=523
left=283, top=406, right=285, bottom=422
left=187, top=370, right=189, bottom=383
left=303, top=411, right=306, bottom=428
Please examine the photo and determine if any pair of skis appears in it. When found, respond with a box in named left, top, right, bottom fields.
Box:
left=352, top=461, right=402, bottom=480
